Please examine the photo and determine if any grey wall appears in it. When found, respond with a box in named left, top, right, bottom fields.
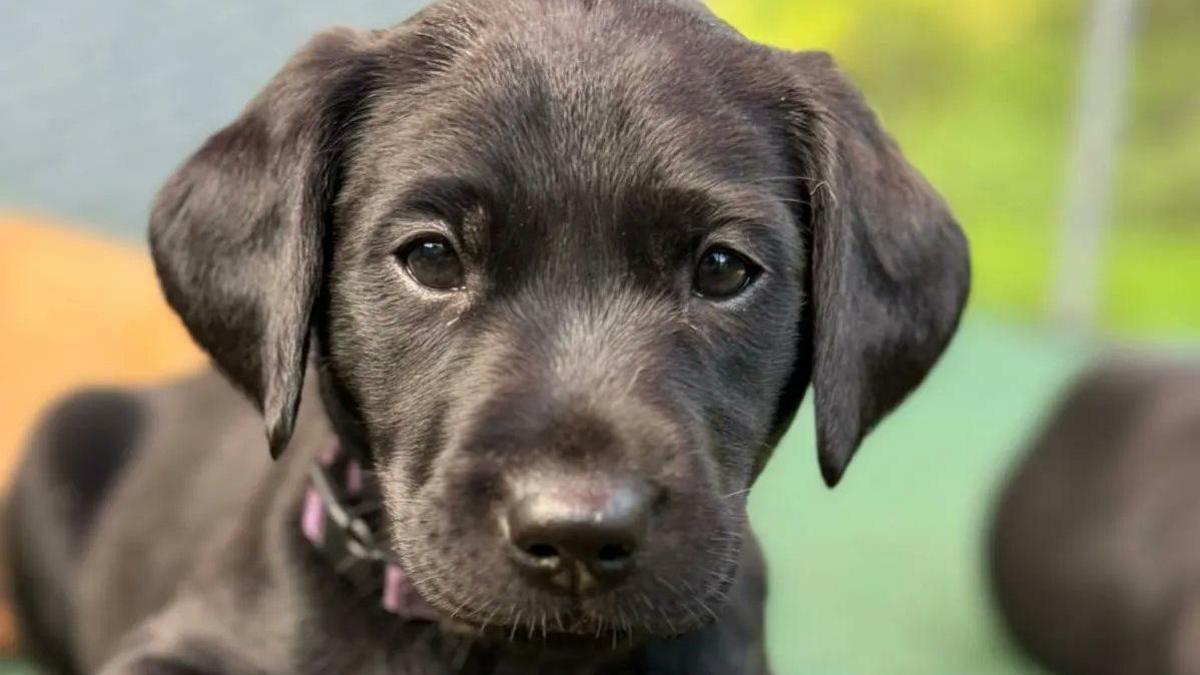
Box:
left=0, top=0, right=426, bottom=240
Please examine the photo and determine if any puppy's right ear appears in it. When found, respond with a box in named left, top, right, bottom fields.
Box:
left=149, top=28, right=380, bottom=457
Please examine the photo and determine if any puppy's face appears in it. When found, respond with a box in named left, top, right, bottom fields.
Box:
left=150, top=0, right=969, bottom=649
left=325, top=21, right=801, bottom=638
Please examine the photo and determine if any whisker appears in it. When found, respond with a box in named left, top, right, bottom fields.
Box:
left=510, top=608, right=525, bottom=642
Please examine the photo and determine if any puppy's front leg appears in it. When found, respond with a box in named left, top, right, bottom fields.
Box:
left=97, top=641, right=259, bottom=675
left=100, top=657, right=221, bottom=675
left=99, top=651, right=263, bottom=675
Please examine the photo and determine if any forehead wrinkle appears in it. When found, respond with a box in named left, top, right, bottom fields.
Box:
left=652, top=179, right=794, bottom=230
left=357, top=0, right=788, bottom=188
left=364, top=3, right=784, bottom=200
left=373, top=173, right=492, bottom=249
left=495, top=278, right=681, bottom=394
left=410, top=10, right=762, bottom=187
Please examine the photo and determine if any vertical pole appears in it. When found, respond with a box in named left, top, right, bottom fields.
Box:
left=1051, top=0, right=1138, bottom=330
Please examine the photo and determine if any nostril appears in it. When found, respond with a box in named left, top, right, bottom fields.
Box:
left=596, top=543, right=634, bottom=564
left=524, top=542, right=560, bottom=560
left=511, top=538, right=564, bottom=574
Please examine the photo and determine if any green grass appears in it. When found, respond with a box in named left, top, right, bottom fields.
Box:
left=710, top=0, right=1200, bottom=339
left=751, top=313, right=1085, bottom=674
left=962, top=221, right=1200, bottom=336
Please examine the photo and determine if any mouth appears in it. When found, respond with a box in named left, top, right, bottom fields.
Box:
left=381, top=444, right=749, bottom=647
left=437, top=610, right=661, bottom=656
left=409, top=557, right=739, bottom=650
left=390, top=505, right=746, bottom=649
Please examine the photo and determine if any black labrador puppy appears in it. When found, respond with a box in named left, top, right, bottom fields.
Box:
left=990, top=357, right=1200, bottom=675
left=5, top=0, right=969, bottom=673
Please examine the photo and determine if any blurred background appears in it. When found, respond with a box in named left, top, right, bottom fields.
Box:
left=0, top=0, right=1196, bottom=673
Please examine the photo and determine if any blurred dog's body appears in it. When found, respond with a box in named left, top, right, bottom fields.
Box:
left=0, top=214, right=203, bottom=656
left=4, top=0, right=969, bottom=673
left=990, top=358, right=1200, bottom=675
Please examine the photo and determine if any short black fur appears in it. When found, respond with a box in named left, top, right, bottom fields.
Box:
left=6, top=1, right=969, bottom=673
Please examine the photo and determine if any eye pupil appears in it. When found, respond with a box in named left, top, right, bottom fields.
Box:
left=401, top=237, right=464, bottom=290
left=694, top=247, right=754, bottom=298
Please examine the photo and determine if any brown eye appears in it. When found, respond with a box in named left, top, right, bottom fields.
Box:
left=399, top=236, right=464, bottom=290
left=694, top=246, right=757, bottom=299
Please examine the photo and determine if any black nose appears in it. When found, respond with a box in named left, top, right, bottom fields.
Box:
left=506, top=479, right=651, bottom=594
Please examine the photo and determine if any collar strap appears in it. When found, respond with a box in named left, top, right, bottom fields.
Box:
left=300, top=443, right=437, bottom=621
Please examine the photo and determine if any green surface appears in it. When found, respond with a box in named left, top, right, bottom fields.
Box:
left=3, top=315, right=1086, bottom=674
left=710, top=0, right=1200, bottom=337
left=751, top=313, right=1085, bottom=674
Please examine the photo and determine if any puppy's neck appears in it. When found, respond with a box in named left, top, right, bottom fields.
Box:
left=300, top=440, right=437, bottom=620
left=313, top=356, right=373, bottom=459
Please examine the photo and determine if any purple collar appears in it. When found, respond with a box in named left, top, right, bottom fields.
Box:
left=300, top=442, right=438, bottom=621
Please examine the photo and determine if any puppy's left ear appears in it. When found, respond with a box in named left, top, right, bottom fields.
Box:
left=769, top=51, right=971, bottom=487
left=149, top=28, right=380, bottom=457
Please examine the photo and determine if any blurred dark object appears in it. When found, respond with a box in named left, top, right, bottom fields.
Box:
left=989, top=356, right=1200, bottom=674
left=0, top=213, right=202, bottom=656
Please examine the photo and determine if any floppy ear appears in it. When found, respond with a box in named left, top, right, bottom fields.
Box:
left=149, top=28, right=381, bottom=457
left=771, top=51, right=971, bottom=487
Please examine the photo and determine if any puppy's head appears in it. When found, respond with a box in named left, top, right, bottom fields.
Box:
left=150, top=0, right=968, bottom=646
